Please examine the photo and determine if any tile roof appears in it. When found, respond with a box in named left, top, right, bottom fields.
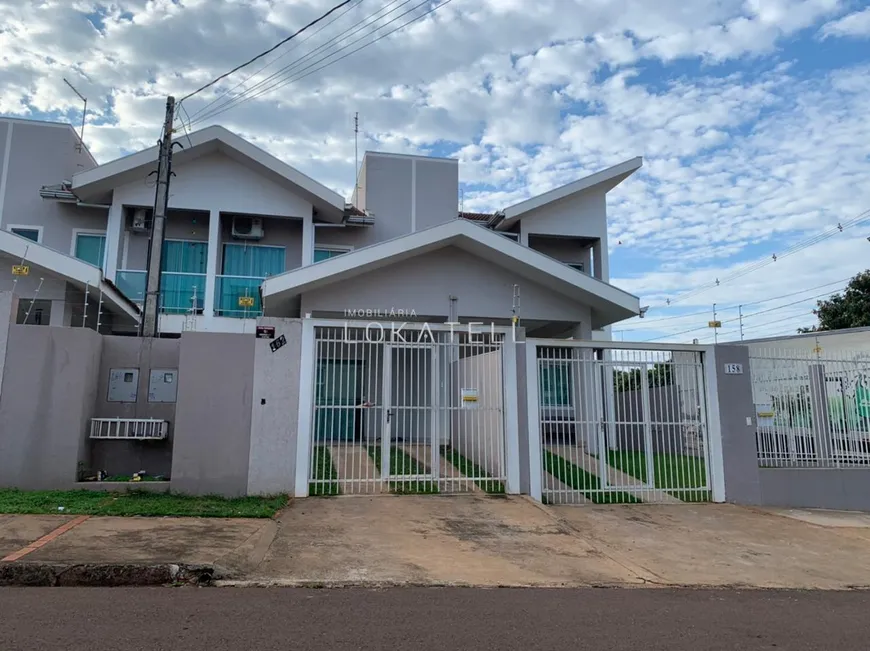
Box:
left=458, top=211, right=493, bottom=222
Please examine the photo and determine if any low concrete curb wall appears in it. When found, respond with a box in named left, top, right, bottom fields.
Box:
left=0, top=562, right=224, bottom=587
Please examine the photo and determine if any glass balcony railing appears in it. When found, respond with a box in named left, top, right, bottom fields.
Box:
left=115, top=270, right=146, bottom=305
left=114, top=272, right=263, bottom=317
left=160, top=272, right=207, bottom=315
left=215, top=275, right=264, bottom=318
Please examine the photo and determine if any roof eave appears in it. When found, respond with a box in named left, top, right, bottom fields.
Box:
left=500, top=156, right=643, bottom=227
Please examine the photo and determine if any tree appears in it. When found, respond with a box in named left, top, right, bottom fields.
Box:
left=798, top=270, right=870, bottom=333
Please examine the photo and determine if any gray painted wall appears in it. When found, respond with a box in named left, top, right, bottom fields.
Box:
left=0, top=325, right=102, bottom=489
left=0, top=291, right=17, bottom=400
left=757, top=468, right=870, bottom=511
left=414, top=159, right=459, bottom=231
left=528, top=236, right=592, bottom=272
left=713, top=345, right=763, bottom=505
left=0, top=120, right=100, bottom=249
left=247, top=317, right=302, bottom=495
left=172, top=332, right=255, bottom=496
left=301, top=246, right=592, bottom=324
left=88, top=336, right=181, bottom=478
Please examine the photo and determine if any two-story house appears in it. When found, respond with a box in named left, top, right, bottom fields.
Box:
left=0, top=117, right=641, bottom=338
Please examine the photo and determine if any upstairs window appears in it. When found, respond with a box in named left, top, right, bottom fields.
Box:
left=314, top=247, right=351, bottom=263
left=74, top=232, right=106, bottom=267
left=10, top=227, right=41, bottom=243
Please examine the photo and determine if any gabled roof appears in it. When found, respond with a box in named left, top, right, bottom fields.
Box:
left=262, top=219, right=640, bottom=328
left=499, top=157, right=643, bottom=228
left=0, top=230, right=139, bottom=322
left=71, top=125, right=347, bottom=222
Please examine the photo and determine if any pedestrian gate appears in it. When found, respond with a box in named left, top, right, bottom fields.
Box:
left=531, top=340, right=713, bottom=505
left=306, top=323, right=510, bottom=496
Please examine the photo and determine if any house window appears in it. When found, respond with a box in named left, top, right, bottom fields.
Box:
left=10, top=227, right=41, bottom=243
left=568, top=262, right=584, bottom=273
left=74, top=233, right=106, bottom=267
left=539, top=362, right=573, bottom=407
left=314, top=247, right=351, bottom=263
left=500, top=232, right=520, bottom=242
left=222, top=243, right=285, bottom=277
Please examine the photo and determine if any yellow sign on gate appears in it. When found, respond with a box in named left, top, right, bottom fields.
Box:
left=238, top=296, right=255, bottom=308
left=11, top=265, right=29, bottom=276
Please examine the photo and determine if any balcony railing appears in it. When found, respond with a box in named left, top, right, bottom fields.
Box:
left=116, top=270, right=146, bottom=305
left=215, top=275, right=264, bottom=318
left=115, top=270, right=206, bottom=314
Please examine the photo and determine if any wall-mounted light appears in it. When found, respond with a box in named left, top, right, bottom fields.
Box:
left=639, top=306, right=650, bottom=318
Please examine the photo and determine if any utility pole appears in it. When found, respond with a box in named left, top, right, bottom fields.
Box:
left=738, top=305, right=745, bottom=341
left=712, top=303, right=718, bottom=344
left=142, top=96, right=176, bottom=338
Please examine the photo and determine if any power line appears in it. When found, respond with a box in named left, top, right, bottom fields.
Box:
left=178, top=0, right=357, bottom=103
left=641, top=286, right=844, bottom=343
left=618, top=276, right=851, bottom=331
left=184, top=0, right=367, bottom=124
left=190, top=0, right=413, bottom=126
left=189, top=0, right=453, bottom=127
left=661, top=207, right=870, bottom=307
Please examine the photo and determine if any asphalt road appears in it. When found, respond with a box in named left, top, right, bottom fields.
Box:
left=1, top=587, right=869, bottom=650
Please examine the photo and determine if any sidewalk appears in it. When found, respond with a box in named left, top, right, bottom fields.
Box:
left=0, top=512, right=275, bottom=586
left=3, top=497, right=870, bottom=589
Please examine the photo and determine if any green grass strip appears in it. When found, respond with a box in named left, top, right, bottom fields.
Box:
left=367, top=445, right=440, bottom=494
left=542, top=449, right=639, bottom=504
left=441, top=446, right=505, bottom=494
left=309, top=446, right=341, bottom=496
left=0, top=489, right=287, bottom=518
left=605, top=450, right=710, bottom=502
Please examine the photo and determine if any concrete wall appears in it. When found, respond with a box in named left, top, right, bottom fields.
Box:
left=318, top=153, right=459, bottom=251
left=450, top=349, right=504, bottom=477
left=113, top=152, right=313, bottom=218
left=757, top=468, right=870, bottom=511
left=301, top=246, right=592, bottom=324
left=0, top=119, right=100, bottom=249
left=87, top=336, right=181, bottom=478
left=0, top=326, right=102, bottom=489
left=0, top=291, right=17, bottom=401
left=247, top=317, right=302, bottom=495
left=519, top=190, right=609, bottom=281
left=172, top=332, right=255, bottom=496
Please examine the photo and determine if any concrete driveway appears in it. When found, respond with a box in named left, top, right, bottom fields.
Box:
left=245, top=495, right=870, bottom=589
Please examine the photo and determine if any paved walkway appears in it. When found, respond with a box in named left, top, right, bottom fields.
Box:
left=545, top=445, right=682, bottom=504
left=329, top=445, right=387, bottom=493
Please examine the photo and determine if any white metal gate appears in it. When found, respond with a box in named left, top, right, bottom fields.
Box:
left=749, top=347, right=870, bottom=467
left=530, top=340, right=713, bottom=505
left=306, top=322, right=511, bottom=496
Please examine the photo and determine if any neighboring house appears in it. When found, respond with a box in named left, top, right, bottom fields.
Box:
left=0, top=117, right=642, bottom=338
left=0, top=118, right=138, bottom=330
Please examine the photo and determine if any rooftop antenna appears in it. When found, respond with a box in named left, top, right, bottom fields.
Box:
left=63, top=78, right=87, bottom=153
left=354, top=112, right=359, bottom=198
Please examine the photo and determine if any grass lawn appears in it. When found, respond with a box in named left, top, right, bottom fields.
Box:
left=0, top=489, right=287, bottom=518
left=606, top=450, right=711, bottom=502
left=309, top=445, right=341, bottom=496
left=441, top=446, right=505, bottom=494
left=542, top=449, right=639, bottom=504
left=368, top=446, right=439, bottom=494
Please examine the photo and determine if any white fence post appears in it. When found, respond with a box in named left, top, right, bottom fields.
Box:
left=525, top=341, right=543, bottom=502
left=703, top=346, right=726, bottom=502
left=502, top=335, right=520, bottom=494
left=294, top=318, right=316, bottom=498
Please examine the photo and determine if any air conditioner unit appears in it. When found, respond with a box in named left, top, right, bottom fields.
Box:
left=131, top=208, right=149, bottom=234
left=232, top=216, right=264, bottom=240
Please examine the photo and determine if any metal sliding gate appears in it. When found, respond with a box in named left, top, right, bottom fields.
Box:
left=307, top=323, right=510, bottom=496
left=532, top=340, right=713, bottom=505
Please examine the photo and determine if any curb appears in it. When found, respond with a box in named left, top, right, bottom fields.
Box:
left=0, top=562, right=226, bottom=587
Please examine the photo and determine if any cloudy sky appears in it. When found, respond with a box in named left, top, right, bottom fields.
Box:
left=2, top=0, right=869, bottom=342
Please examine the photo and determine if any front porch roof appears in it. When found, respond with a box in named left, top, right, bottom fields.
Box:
left=262, top=219, right=640, bottom=328
left=71, top=125, right=347, bottom=222
left=0, top=230, right=140, bottom=322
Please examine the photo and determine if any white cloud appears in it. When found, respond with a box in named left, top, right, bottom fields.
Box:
left=820, top=6, right=870, bottom=38
left=0, top=0, right=868, bottom=340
